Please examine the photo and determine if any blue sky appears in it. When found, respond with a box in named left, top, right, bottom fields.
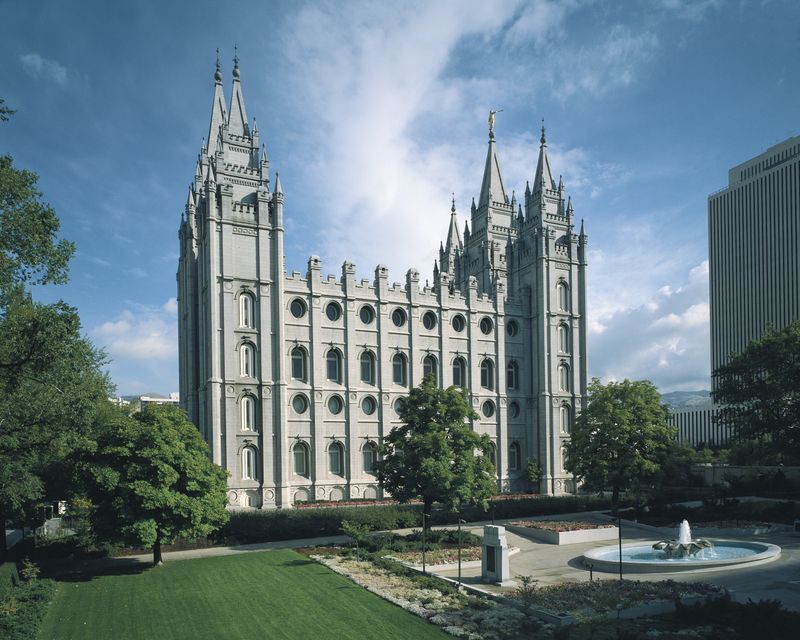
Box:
left=1, top=0, right=798, bottom=396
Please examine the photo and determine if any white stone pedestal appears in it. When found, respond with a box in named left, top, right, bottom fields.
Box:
left=481, top=525, right=515, bottom=586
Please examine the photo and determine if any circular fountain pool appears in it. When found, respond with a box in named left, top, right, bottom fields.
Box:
left=583, top=540, right=781, bottom=573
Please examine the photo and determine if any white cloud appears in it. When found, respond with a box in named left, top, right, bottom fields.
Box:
left=654, top=0, right=722, bottom=22
left=92, top=301, right=177, bottom=361
left=19, top=53, right=68, bottom=86
left=505, top=0, right=583, bottom=47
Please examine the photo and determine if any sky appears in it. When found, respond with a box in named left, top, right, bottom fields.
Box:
left=1, top=0, right=798, bottom=396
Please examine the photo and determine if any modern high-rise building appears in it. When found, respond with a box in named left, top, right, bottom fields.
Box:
left=708, top=135, right=800, bottom=382
left=177, top=58, right=588, bottom=509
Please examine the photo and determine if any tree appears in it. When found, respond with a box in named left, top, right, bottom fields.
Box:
left=564, top=378, right=674, bottom=512
left=375, top=375, right=496, bottom=525
left=712, top=321, right=800, bottom=462
left=82, top=404, right=229, bottom=565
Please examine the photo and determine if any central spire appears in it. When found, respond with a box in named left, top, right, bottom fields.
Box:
left=207, top=50, right=227, bottom=155
left=534, top=120, right=555, bottom=192
left=478, top=111, right=507, bottom=209
left=227, top=46, right=249, bottom=137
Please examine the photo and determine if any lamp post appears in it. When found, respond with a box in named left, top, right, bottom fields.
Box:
left=617, top=512, right=623, bottom=582
left=457, top=517, right=466, bottom=587
left=422, top=512, right=429, bottom=575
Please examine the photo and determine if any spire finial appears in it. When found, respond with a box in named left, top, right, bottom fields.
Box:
left=540, top=118, right=546, bottom=146
left=451, top=193, right=456, bottom=213
left=214, top=48, right=222, bottom=83
left=488, top=109, right=503, bottom=140
left=233, top=45, right=240, bottom=79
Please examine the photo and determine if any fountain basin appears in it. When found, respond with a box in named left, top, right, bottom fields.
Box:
left=583, top=540, right=780, bottom=573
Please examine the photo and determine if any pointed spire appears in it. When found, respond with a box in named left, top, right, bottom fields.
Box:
left=207, top=51, right=227, bottom=155
left=534, top=120, right=556, bottom=192
left=579, top=218, right=586, bottom=237
left=478, top=123, right=507, bottom=208
left=567, top=195, right=573, bottom=215
left=185, top=185, right=195, bottom=209
left=228, top=47, right=249, bottom=137
left=260, top=145, right=268, bottom=163
left=445, top=194, right=462, bottom=254
left=252, top=117, right=258, bottom=135
left=274, top=171, right=282, bottom=195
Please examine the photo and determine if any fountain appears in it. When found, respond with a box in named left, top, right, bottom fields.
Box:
left=652, top=520, right=714, bottom=558
left=582, top=519, right=781, bottom=573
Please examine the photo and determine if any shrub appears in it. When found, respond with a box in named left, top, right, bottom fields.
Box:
left=0, top=577, right=56, bottom=640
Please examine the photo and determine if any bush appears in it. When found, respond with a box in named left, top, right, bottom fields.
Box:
left=675, top=594, right=800, bottom=638
left=0, top=576, right=56, bottom=640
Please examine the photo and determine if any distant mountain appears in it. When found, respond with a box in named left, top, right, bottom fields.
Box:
left=660, top=390, right=712, bottom=409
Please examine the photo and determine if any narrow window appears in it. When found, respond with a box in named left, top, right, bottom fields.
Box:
left=360, top=351, right=375, bottom=385
left=507, top=361, right=519, bottom=390
left=242, top=447, right=257, bottom=480
left=423, top=354, right=437, bottom=381
left=557, top=281, right=570, bottom=312
left=241, top=395, right=255, bottom=431
left=240, top=343, right=255, bottom=378
left=559, top=363, right=569, bottom=392
left=327, top=349, right=342, bottom=383
left=509, top=442, right=520, bottom=471
left=480, top=359, right=494, bottom=390
left=392, top=353, right=407, bottom=386
left=363, top=442, right=377, bottom=474
left=560, top=405, right=571, bottom=433
left=329, top=442, right=344, bottom=476
left=293, top=442, right=309, bottom=476
left=487, top=442, right=497, bottom=469
left=558, top=323, right=569, bottom=352
left=240, top=292, right=255, bottom=328
left=453, top=357, right=467, bottom=388
left=291, top=347, right=307, bottom=381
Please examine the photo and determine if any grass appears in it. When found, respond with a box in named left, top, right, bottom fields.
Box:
left=37, top=550, right=448, bottom=640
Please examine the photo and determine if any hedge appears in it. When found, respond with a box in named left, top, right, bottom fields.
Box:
left=217, top=494, right=627, bottom=544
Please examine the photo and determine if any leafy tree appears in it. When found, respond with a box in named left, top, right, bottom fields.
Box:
left=82, top=404, right=229, bottom=565
left=524, top=458, right=542, bottom=492
left=375, top=375, right=495, bottom=525
left=0, top=99, right=14, bottom=122
left=712, top=321, right=800, bottom=462
left=564, top=378, right=674, bottom=512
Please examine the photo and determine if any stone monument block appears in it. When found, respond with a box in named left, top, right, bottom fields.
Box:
left=481, top=525, right=514, bottom=586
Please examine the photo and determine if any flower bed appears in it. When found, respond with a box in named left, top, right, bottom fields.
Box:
left=506, top=519, right=618, bottom=545
left=390, top=546, right=483, bottom=566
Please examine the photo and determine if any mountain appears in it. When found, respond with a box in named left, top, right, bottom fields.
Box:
left=660, top=390, right=712, bottom=409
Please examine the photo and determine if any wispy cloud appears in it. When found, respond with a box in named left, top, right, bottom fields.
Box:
left=19, top=52, right=68, bottom=86
left=92, top=301, right=177, bottom=361
left=653, top=0, right=722, bottom=22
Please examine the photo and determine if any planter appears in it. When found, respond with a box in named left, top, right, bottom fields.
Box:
left=507, top=524, right=618, bottom=545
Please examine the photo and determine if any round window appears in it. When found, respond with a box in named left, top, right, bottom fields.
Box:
left=507, top=320, right=518, bottom=337
left=509, top=401, right=520, bottom=418
left=480, top=317, right=493, bottom=335
left=292, top=394, right=309, bottom=414
left=452, top=314, right=466, bottom=332
left=359, top=305, right=375, bottom=324
left=482, top=400, right=495, bottom=418
left=362, top=396, right=377, bottom=415
left=328, top=395, right=343, bottom=415
left=290, top=299, right=306, bottom=319
left=392, top=308, right=407, bottom=327
left=394, top=397, right=407, bottom=414
left=326, top=302, right=342, bottom=321
left=422, top=311, right=437, bottom=330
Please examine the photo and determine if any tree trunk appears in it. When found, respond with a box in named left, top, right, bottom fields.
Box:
left=611, top=485, right=620, bottom=516
left=153, top=531, right=163, bottom=566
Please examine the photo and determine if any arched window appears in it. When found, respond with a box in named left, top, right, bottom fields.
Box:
left=326, top=348, right=342, bottom=383
left=559, top=404, right=570, bottom=432
left=241, top=395, right=256, bottom=431
left=392, top=353, right=407, bottom=386
left=509, top=442, right=521, bottom=471
left=480, top=358, right=494, bottom=390
left=557, top=281, right=570, bottom=312
left=487, top=442, right=497, bottom=470
left=363, top=442, right=378, bottom=474
left=558, top=363, right=569, bottom=392
left=242, top=447, right=257, bottom=480
left=293, top=442, right=309, bottom=477
left=240, top=292, right=255, bottom=328
left=291, top=346, right=307, bottom=382
left=452, top=356, right=467, bottom=388
left=558, top=323, right=570, bottom=353
left=329, top=441, right=344, bottom=476
left=240, top=343, right=255, bottom=378
left=360, top=351, right=376, bottom=385
left=507, top=361, right=519, bottom=390
left=423, top=354, right=437, bottom=382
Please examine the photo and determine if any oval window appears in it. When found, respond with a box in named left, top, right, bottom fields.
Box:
left=509, top=401, right=520, bottom=419
left=292, top=394, right=309, bottom=414
left=359, top=305, right=375, bottom=324
left=480, top=317, right=493, bottom=335
left=328, top=395, right=343, bottom=415
left=362, top=396, right=377, bottom=415
left=422, top=311, right=437, bottom=330
left=290, top=299, right=306, bottom=319
left=452, top=314, right=466, bottom=332
left=507, top=320, right=518, bottom=337
left=326, top=302, right=342, bottom=321
left=392, top=308, right=407, bottom=327
left=482, top=400, right=495, bottom=418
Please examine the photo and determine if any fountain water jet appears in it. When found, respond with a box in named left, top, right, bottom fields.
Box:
left=652, top=520, right=714, bottom=558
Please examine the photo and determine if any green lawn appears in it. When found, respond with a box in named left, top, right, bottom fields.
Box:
left=38, top=550, right=448, bottom=640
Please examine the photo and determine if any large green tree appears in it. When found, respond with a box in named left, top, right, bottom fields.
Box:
left=375, top=376, right=496, bottom=523
left=712, top=321, right=800, bottom=461
left=564, top=378, right=674, bottom=512
left=82, top=404, right=229, bottom=566
left=1, top=107, right=109, bottom=556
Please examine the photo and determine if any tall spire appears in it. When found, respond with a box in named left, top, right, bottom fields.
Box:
left=445, top=194, right=462, bottom=253
left=227, top=46, right=249, bottom=137
left=478, top=111, right=507, bottom=208
left=534, top=120, right=555, bottom=192
left=207, top=49, right=227, bottom=155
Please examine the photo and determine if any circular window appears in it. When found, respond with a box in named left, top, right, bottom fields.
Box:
left=480, top=317, right=493, bottom=335
left=362, top=396, right=377, bottom=415
left=392, top=308, right=407, bottom=327
left=422, top=311, right=437, bottom=330
left=328, top=395, right=343, bottom=415
left=509, top=401, right=520, bottom=418
left=452, top=314, right=466, bottom=332
left=359, top=305, right=375, bottom=324
left=482, top=400, right=495, bottom=418
left=290, top=299, right=306, bottom=319
left=507, top=320, right=518, bottom=337
left=292, top=394, right=309, bottom=414
left=394, top=397, right=407, bottom=414
left=326, top=302, right=342, bottom=321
